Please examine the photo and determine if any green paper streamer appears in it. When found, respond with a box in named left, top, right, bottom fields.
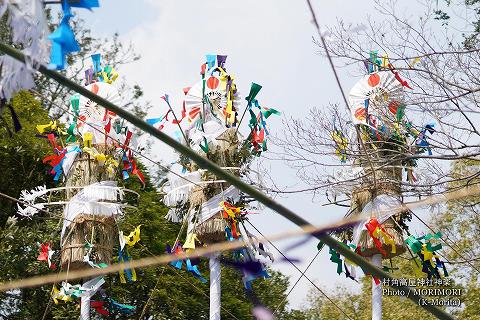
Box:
left=420, top=232, right=442, bottom=241
left=262, top=108, right=281, bottom=119
left=245, top=82, right=262, bottom=103
left=329, top=248, right=343, bottom=275
left=405, top=235, right=423, bottom=253
left=426, top=242, right=442, bottom=252
left=66, top=95, right=80, bottom=143
left=396, top=103, right=406, bottom=122
left=104, top=65, right=112, bottom=77
left=199, top=137, right=209, bottom=153
left=248, top=109, right=257, bottom=127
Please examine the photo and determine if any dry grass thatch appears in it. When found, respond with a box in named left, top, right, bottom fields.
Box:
left=61, top=146, right=119, bottom=270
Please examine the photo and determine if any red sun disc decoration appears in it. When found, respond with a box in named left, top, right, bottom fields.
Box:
left=206, top=76, right=220, bottom=90
left=355, top=107, right=366, bottom=120
left=367, top=73, right=380, bottom=87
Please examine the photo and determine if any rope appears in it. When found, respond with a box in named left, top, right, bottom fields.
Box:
left=132, top=239, right=240, bottom=320
left=0, top=182, right=476, bottom=292
left=171, top=266, right=241, bottom=320
left=40, top=270, right=62, bottom=320
left=0, top=42, right=455, bottom=320
left=137, top=267, right=166, bottom=320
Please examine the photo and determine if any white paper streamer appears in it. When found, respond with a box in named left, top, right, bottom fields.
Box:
left=61, top=181, right=124, bottom=240
left=186, top=119, right=228, bottom=153
left=0, top=56, right=36, bottom=100
left=187, top=186, right=240, bottom=233
left=62, top=145, right=81, bottom=177
left=17, top=185, right=48, bottom=218
left=352, top=194, right=402, bottom=246
left=53, top=276, right=104, bottom=302
left=0, top=0, right=49, bottom=99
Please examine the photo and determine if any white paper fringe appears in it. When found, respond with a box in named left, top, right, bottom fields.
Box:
left=0, top=1, right=49, bottom=100
left=61, top=181, right=124, bottom=240
left=62, top=145, right=81, bottom=177
left=163, top=171, right=202, bottom=222
left=17, top=185, right=48, bottom=218
left=0, top=56, right=36, bottom=100
left=187, top=186, right=240, bottom=233
left=352, top=194, right=402, bottom=246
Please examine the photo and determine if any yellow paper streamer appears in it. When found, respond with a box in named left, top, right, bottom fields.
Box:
left=51, top=285, right=73, bottom=304
left=119, top=272, right=126, bottom=284
left=82, top=144, right=118, bottom=171
left=94, top=153, right=106, bottom=166
left=183, top=233, right=200, bottom=250
left=37, top=120, right=67, bottom=135
left=51, top=285, right=60, bottom=304
left=220, top=201, right=241, bottom=219
left=124, top=225, right=141, bottom=247
left=119, top=264, right=137, bottom=284
left=372, top=227, right=396, bottom=254
left=409, top=57, right=421, bottom=68
left=421, top=244, right=438, bottom=268
left=37, top=121, right=57, bottom=134
left=226, top=99, right=235, bottom=124
left=219, top=74, right=228, bottom=91
left=83, top=132, right=93, bottom=148
left=381, top=54, right=389, bottom=68
left=332, top=130, right=348, bottom=161
left=105, top=157, right=119, bottom=175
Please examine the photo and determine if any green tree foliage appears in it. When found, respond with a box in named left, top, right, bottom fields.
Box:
left=305, top=161, right=480, bottom=320
left=0, top=91, right=56, bottom=319
left=304, top=257, right=463, bottom=320
left=0, top=91, right=305, bottom=319
left=432, top=159, right=480, bottom=319
left=0, top=6, right=309, bottom=319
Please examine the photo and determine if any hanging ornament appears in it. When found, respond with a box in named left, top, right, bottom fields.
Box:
left=37, top=242, right=56, bottom=269
left=405, top=232, right=447, bottom=279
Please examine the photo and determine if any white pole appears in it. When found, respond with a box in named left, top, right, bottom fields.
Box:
left=80, top=295, right=90, bottom=320
left=371, top=254, right=382, bottom=320
left=209, top=253, right=221, bottom=320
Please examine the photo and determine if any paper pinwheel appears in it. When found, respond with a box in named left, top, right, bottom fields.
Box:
left=348, top=71, right=404, bottom=129
left=76, top=82, right=120, bottom=142
left=184, top=67, right=240, bottom=126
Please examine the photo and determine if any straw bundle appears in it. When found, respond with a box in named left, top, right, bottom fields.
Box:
left=60, top=215, right=116, bottom=270
left=194, top=218, right=229, bottom=244
left=350, top=139, right=406, bottom=259
left=61, top=144, right=119, bottom=270
left=357, top=218, right=406, bottom=259
left=192, top=128, right=240, bottom=244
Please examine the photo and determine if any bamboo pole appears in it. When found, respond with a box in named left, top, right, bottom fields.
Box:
left=0, top=42, right=454, bottom=320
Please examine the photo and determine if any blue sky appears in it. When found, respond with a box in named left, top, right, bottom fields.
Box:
left=77, top=0, right=441, bottom=310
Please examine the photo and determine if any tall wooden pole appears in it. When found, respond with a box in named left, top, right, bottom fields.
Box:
left=371, top=254, right=382, bottom=320
left=0, top=42, right=454, bottom=320
left=209, top=253, right=221, bottom=320
left=80, top=294, right=90, bottom=320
